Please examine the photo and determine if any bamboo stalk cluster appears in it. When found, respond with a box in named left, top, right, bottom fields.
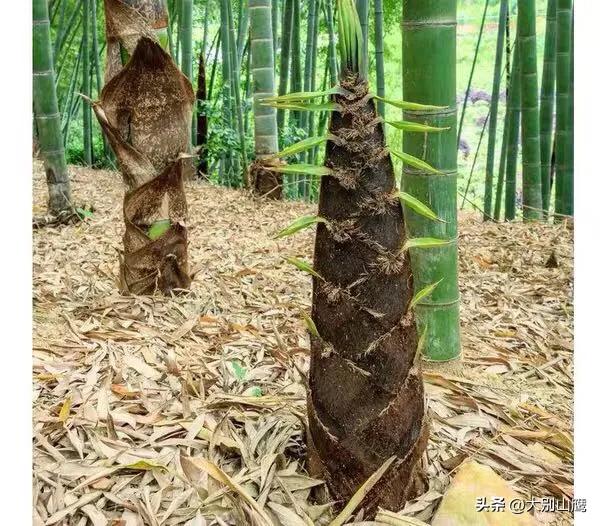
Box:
left=41, top=1, right=575, bottom=217
left=463, top=0, right=574, bottom=222
left=42, top=0, right=392, bottom=202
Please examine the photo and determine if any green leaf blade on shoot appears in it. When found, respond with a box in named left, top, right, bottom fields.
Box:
left=329, top=454, right=397, bottom=526
left=147, top=219, right=172, bottom=240
left=262, top=85, right=347, bottom=103
left=285, top=257, right=323, bottom=280
left=349, top=0, right=365, bottom=77
left=275, top=215, right=326, bottom=239
left=338, top=0, right=348, bottom=71
left=386, top=120, right=449, bottom=133
left=390, top=150, right=442, bottom=175
left=339, top=0, right=354, bottom=73
left=402, top=237, right=452, bottom=252
left=409, top=279, right=444, bottom=310
left=267, top=164, right=333, bottom=177
left=266, top=101, right=341, bottom=112
left=374, top=95, right=447, bottom=112
left=395, top=191, right=444, bottom=223
left=301, top=312, right=321, bottom=339
left=271, top=136, right=329, bottom=159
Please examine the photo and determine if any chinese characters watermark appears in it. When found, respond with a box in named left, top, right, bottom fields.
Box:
left=476, top=496, right=586, bottom=514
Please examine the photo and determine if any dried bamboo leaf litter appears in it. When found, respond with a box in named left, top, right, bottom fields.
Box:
left=33, top=161, right=574, bottom=525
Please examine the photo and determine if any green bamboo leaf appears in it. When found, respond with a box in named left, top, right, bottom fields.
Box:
left=275, top=215, right=326, bottom=239
left=75, top=206, right=94, bottom=219
left=386, top=120, right=449, bottom=133
left=230, top=360, right=247, bottom=381
left=267, top=101, right=341, bottom=112
left=248, top=386, right=263, bottom=397
left=390, top=150, right=442, bottom=174
left=147, top=219, right=171, bottom=240
left=409, top=279, right=444, bottom=310
left=374, top=95, right=447, bottom=111
left=402, top=237, right=452, bottom=251
left=267, top=164, right=333, bottom=177
left=301, top=312, right=321, bottom=339
left=263, top=85, right=347, bottom=103
left=395, top=191, right=444, bottom=222
left=285, top=257, right=323, bottom=280
left=272, top=136, right=329, bottom=158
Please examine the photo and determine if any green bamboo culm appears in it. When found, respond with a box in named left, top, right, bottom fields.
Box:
left=518, top=0, right=543, bottom=221
left=301, top=0, right=318, bottom=139
left=483, top=0, right=508, bottom=221
left=494, top=36, right=512, bottom=219
left=180, top=0, right=193, bottom=146
left=290, top=0, right=303, bottom=127
left=493, top=8, right=512, bottom=221
left=249, top=0, right=281, bottom=197
left=62, top=39, right=83, bottom=144
left=356, top=0, right=369, bottom=81
left=299, top=0, right=319, bottom=198
left=505, top=41, right=521, bottom=221
left=236, top=1, right=249, bottom=62
left=226, top=0, right=249, bottom=183
left=90, top=0, right=109, bottom=161
left=402, top=0, right=461, bottom=361
left=219, top=0, right=235, bottom=181
left=289, top=0, right=303, bottom=197
left=325, top=0, right=338, bottom=86
left=244, top=40, right=252, bottom=135
left=307, top=0, right=321, bottom=171
left=494, top=106, right=508, bottom=220
left=374, top=0, right=385, bottom=118
left=566, top=9, right=573, bottom=216
left=180, top=0, right=193, bottom=80
left=554, top=0, right=573, bottom=216
left=167, top=0, right=176, bottom=57
left=54, top=0, right=83, bottom=79
left=33, top=0, right=72, bottom=216
left=271, top=0, right=279, bottom=56
left=82, top=0, right=92, bottom=165
left=539, top=0, right=557, bottom=216
left=174, top=0, right=182, bottom=65
left=52, top=0, right=67, bottom=59
left=277, top=0, right=294, bottom=129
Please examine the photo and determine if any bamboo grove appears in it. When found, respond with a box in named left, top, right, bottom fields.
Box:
left=460, top=0, right=574, bottom=221
left=39, top=0, right=575, bottom=221
left=32, top=0, right=575, bottom=515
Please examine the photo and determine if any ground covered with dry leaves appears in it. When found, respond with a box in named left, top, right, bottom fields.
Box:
left=33, top=162, right=574, bottom=526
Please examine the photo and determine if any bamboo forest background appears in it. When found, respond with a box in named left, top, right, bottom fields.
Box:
left=47, top=0, right=561, bottom=217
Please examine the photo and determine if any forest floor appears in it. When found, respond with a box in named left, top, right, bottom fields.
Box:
left=33, top=162, right=574, bottom=526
